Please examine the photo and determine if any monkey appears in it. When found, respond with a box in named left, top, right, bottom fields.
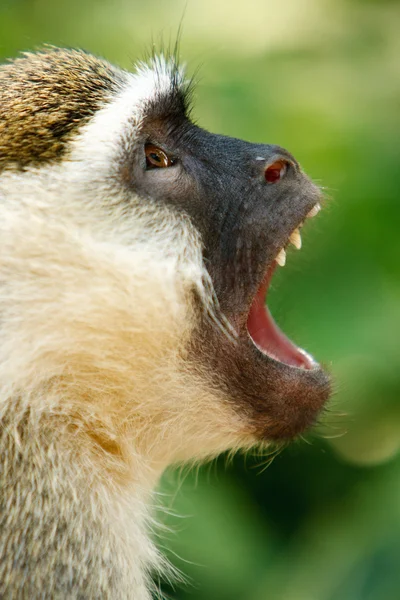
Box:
left=0, top=47, right=331, bottom=599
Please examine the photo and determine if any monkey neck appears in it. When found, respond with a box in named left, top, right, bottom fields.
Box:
left=0, top=399, right=165, bottom=598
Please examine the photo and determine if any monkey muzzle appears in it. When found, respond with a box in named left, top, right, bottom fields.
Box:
left=182, top=138, right=331, bottom=441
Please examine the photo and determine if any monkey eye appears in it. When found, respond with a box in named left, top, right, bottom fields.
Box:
left=145, top=143, right=176, bottom=169
left=265, top=160, right=288, bottom=183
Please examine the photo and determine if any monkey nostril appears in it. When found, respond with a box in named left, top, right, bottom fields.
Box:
left=264, top=160, right=288, bottom=184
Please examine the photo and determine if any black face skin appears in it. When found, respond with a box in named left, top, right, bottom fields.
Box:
left=124, top=89, right=331, bottom=441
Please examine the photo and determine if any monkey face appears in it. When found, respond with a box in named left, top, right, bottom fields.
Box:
left=121, top=82, right=330, bottom=443
left=0, top=50, right=330, bottom=461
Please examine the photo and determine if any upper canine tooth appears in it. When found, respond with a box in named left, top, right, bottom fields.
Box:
left=289, top=228, right=302, bottom=249
left=275, top=248, right=286, bottom=266
left=307, top=203, right=321, bottom=218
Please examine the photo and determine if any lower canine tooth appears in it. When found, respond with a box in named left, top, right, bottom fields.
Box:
left=307, top=203, right=321, bottom=218
left=289, top=228, right=302, bottom=249
left=276, top=248, right=286, bottom=266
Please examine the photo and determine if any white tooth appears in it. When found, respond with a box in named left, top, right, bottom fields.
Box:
left=307, top=203, right=321, bottom=218
left=275, top=248, right=286, bottom=266
left=289, top=228, right=302, bottom=249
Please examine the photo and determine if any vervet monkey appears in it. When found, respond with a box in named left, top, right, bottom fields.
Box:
left=0, top=48, right=330, bottom=598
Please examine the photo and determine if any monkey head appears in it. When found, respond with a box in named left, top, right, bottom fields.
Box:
left=0, top=49, right=330, bottom=469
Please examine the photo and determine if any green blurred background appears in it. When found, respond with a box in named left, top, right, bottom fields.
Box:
left=1, top=0, right=399, bottom=598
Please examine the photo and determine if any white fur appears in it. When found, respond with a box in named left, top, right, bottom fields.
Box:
left=69, top=56, right=186, bottom=174
left=0, top=59, right=254, bottom=596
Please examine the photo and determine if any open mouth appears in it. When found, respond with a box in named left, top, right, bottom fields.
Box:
left=247, top=202, right=321, bottom=370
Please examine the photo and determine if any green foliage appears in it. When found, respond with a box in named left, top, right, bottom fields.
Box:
left=1, top=1, right=399, bottom=597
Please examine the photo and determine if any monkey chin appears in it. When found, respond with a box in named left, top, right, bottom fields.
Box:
left=245, top=262, right=331, bottom=441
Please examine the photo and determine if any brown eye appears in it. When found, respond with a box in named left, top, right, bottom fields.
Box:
left=145, top=144, right=175, bottom=169
left=265, top=160, right=287, bottom=183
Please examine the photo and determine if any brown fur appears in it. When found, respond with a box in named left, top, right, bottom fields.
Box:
left=0, top=48, right=123, bottom=170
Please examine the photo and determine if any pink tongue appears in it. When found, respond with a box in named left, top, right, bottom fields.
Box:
left=247, top=266, right=313, bottom=369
